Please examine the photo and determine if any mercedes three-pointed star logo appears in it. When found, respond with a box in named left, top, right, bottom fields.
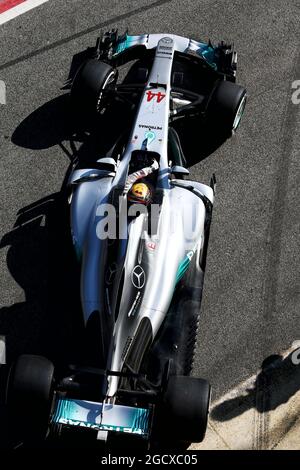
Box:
left=131, top=265, right=146, bottom=289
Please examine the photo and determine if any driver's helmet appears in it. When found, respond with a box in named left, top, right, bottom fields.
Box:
left=128, top=181, right=153, bottom=205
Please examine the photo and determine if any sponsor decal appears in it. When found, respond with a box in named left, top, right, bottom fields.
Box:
left=100, top=425, right=143, bottom=435
left=176, top=247, right=197, bottom=284
left=161, top=37, right=173, bottom=44
left=146, top=90, right=166, bottom=103
left=146, top=241, right=156, bottom=252
left=186, top=249, right=195, bottom=261
left=58, top=418, right=144, bottom=434
left=144, top=130, right=156, bottom=144
left=159, top=45, right=172, bottom=51
left=138, top=124, right=162, bottom=130
left=128, top=292, right=141, bottom=317
left=131, top=265, right=146, bottom=289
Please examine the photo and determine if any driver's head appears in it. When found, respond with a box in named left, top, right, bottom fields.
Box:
left=128, top=181, right=153, bottom=205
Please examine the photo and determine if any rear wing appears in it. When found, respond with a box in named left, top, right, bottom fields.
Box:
left=52, top=397, right=151, bottom=438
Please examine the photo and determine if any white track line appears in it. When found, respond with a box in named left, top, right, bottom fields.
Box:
left=0, top=0, right=48, bottom=26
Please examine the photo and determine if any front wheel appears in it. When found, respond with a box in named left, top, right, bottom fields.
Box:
left=6, top=354, right=55, bottom=444
left=71, top=59, right=118, bottom=116
left=207, top=80, right=247, bottom=137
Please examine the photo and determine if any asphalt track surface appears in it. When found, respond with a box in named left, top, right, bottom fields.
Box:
left=0, top=0, right=299, bottom=444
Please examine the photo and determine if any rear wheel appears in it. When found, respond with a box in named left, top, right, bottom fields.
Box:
left=207, top=80, right=247, bottom=136
left=71, top=59, right=118, bottom=115
left=6, top=354, right=54, bottom=444
left=155, top=375, right=211, bottom=444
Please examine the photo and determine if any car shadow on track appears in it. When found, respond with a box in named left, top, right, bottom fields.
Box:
left=211, top=351, right=300, bottom=422
left=3, top=84, right=133, bottom=369
left=0, top=89, right=131, bottom=390
left=0, top=190, right=85, bottom=449
left=2, top=94, right=88, bottom=371
left=173, top=117, right=229, bottom=167
left=11, top=92, right=132, bottom=163
left=0, top=191, right=84, bottom=365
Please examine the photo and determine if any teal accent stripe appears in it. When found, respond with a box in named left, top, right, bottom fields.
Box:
left=176, top=256, right=190, bottom=283
left=114, top=34, right=130, bottom=54
left=51, top=396, right=63, bottom=423
left=133, top=408, right=150, bottom=433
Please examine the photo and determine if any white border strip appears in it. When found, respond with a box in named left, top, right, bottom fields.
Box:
left=0, top=0, right=49, bottom=26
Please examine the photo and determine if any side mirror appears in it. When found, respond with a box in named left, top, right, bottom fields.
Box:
left=96, top=157, right=117, bottom=172
left=171, top=165, right=190, bottom=176
left=68, top=168, right=115, bottom=185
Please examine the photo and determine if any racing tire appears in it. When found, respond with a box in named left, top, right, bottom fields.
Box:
left=6, top=354, right=55, bottom=443
left=71, top=59, right=117, bottom=115
left=160, top=375, right=211, bottom=443
left=207, top=80, right=247, bottom=136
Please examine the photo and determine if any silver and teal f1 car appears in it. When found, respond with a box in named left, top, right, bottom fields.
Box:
left=6, top=31, right=246, bottom=448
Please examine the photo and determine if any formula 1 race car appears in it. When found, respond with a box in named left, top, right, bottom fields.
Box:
left=6, top=31, right=246, bottom=449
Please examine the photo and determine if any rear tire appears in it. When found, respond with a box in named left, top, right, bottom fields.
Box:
left=6, top=354, right=54, bottom=443
left=71, top=59, right=117, bottom=115
left=158, top=375, right=211, bottom=443
left=207, top=80, right=247, bottom=136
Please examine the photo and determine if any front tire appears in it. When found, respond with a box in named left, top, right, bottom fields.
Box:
left=207, top=80, right=247, bottom=136
left=6, top=354, right=54, bottom=444
left=71, top=59, right=117, bottom=115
